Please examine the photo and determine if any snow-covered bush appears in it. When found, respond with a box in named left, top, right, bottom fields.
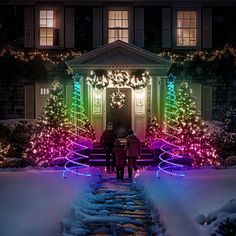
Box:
left=0, top=119, right=35, bottom=167
left=222, top=107, right=236, bottom=132
left=205, top=121, right=236, bottom=163
left=196, top=199, right=236, bottom=236
left=211, top=213, right=236, bottom=236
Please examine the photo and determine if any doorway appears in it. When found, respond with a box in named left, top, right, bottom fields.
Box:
left=106, top=88, right=132, bottom=138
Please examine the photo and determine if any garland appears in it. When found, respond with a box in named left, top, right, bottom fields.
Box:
left=87, top=69, right=151, bottom=90
left=108, top=70, right=129, bottom=87
left=128, top=71, right=151, bottom=90
left=86, top=70, right=109, bottom=90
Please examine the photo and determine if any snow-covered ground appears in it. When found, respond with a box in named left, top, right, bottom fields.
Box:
left=135, top=167, right=236, bottom=236
left=0, top=168, right=100, bottom=236
left=1, top=167, right=235, bottom=236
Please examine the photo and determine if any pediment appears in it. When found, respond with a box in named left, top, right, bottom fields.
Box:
left=66, top=41, right=171, bottom=74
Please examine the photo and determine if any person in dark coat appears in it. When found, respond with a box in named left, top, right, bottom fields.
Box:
left=100, top=122, right=117, bottom=172
left=125, top=129, right=141, bottom=178
left=113, top=139, right=126, bottom=179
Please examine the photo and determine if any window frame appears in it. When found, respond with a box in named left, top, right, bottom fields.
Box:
left=35, top=5, right=64, bottom=49
left=104, top=7, right=133, bottom=45
left=108, top=10, right=129, bottom=44
left=176, top=11, right=197, bottom=47
left=39, top=10, right=57, bottom=46
left=173, top=7, right=201, bottom=49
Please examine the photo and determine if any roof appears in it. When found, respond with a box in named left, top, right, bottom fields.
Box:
left=66, top=40, right=172, bottom=76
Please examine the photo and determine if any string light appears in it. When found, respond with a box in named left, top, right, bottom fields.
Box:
left=145, top=117, right=161, bottom=147
left=24, top=80, right=72, bottom=166
left=63, top=74, right=92, bottom=178
left=86, top=69, right=151, bottom=90
left=176, top=81, right=219, bottom=167
left=0, top=47, right=81, bottom=64
left=158, top=44, right=236, bottom=64
left=128, top=71, right=151, bottom=90
left=86, top=70, right=109, bottom=89
left=110, top=88, right=126, bottom=110
left=0, top=143, right=10, bottom=165
left=108, top=70, right=130, bottom=87
left=154, top=74, right=185, bottom=178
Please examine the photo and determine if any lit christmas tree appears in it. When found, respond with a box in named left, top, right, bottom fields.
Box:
left=145, top=117, right=160, bottom=147
left=25, top=80, right=71, bottom=166
left=82, top=118, right=96, bottom=142
left=176, top=81, right=219, bottom=167
left=63, top=74, right=92, bottom=178
left=155, top=74, right=184, bottom=177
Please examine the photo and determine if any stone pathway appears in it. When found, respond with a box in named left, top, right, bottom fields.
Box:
left=62, top=173, right=165, bottom=236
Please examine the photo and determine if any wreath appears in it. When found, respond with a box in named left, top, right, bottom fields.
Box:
left=108, top=70, right=129, bottom=87
left=128, top=71, right=151, bottom=90
left=110, top=90, right=126, bottom=109
left=86, top=70, right=109, bottom=90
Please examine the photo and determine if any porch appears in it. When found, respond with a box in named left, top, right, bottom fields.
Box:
left=65, top=40, right=172, bottom=141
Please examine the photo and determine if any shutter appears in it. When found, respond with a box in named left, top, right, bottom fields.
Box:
left=24, top=86, right=35, bottom=119
left=162, top=8, right=171, bottom=48
left=134, top=8, right=144, bottom=47
left=203, top=8, right=212, bottom=48
left=24, top=7, right=34, bottom=48
left=65, top=7, right=75, bottom=48
left=191, top=83, right=202, bottom=114
left=93, top=7, right=103, bottom=48
left=202, top=85, right=212, bottom=120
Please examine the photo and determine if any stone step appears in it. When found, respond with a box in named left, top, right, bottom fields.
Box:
left=89, top=158, right=155, bottom=166
left=90, top=152, right=153, bottom=159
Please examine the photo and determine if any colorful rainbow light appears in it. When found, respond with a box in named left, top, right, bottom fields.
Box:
left=156, top=74, right=185, bottom=178
left=63, top=74, right=91, bottom=178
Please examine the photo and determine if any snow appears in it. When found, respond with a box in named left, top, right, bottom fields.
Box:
left=135, top=168, right=236, bottom=236
left=1, top=167, right=235, bottom=236
left=0, top=167, right=100, bottom=236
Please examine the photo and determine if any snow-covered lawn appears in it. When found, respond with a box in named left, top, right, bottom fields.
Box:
left=135, top=168, right=236, bottom=236
left=1, top=167, right=235, bottom=236
left=0, top=168, right=100, bottom=236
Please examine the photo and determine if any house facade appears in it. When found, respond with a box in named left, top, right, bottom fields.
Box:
left=0, top=0, right=236, bottom=140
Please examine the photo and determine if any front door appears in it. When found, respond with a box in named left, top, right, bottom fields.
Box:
left=106, top=88, right=131, bottom=138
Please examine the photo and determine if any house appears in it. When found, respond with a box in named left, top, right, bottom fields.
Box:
left=0, top=0, right=236, bottom=140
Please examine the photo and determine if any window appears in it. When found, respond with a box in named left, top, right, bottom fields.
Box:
left=177, top=11, right=197, bottom=47
left=40, top=10, right=59, bottom=46
left=108, top=10, right=129, bottom=43
left=40, top=88, right=50, bottom=95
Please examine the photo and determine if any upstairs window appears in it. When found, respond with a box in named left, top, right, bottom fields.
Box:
left=40, top=10, right=59, bottom=46
left=177, top=11, right=197, bottom=47
left=108, top=10, right=129, bottom=43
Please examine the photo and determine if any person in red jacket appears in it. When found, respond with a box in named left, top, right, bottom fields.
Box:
left=113, top=139, right=126, bottom=179
left=125, top=129, right=141, bottom=178
left=100, top=122, right=117, bottom=172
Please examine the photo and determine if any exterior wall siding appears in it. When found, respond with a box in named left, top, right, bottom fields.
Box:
left=0, top=3, right=236, bottom=121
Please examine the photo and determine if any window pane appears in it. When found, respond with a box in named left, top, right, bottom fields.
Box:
left=108, top=10, right=129, bottom=43
left=40, top=10, right=46, bottom=18
left=40, top=38, right=47, bottom=46
left=109, top=29, right=115, bottom=37
left=47, top=10, right=53, bottom=18
left=40, top=19, right=47, bottom=27
left=109, top=19, right=114, bottom=28
left=47, top=38, right=53, bottom=46
left=40, top=28, right=47, bottom=37
left=109, top=11, right=114, bottom=19
left=39, top=10, right=59, bottom=46
left=123, top=11, right=128, bottom=19
left=46, top=19, right=53, bottom=27
left=177, top=10, right=197, bottom=46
